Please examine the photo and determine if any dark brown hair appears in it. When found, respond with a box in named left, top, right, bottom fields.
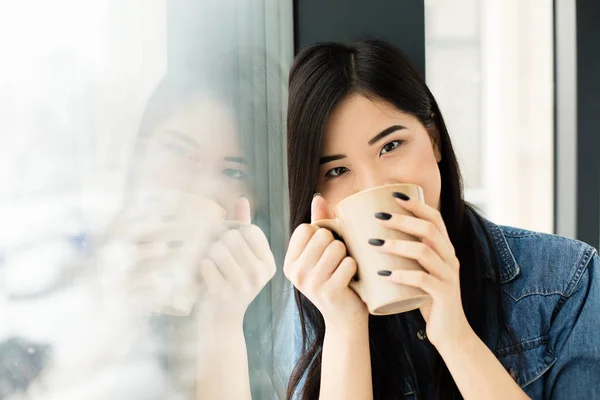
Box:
left=286, top=38, right=514, bottom=400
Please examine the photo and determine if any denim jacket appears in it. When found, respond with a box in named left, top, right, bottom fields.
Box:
left=292, top=216, right=600, bottom=399
left=471, top=218, right=600, bottom=399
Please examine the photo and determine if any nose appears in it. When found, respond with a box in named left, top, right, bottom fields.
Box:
left=355, top=168, right=397, bottom=193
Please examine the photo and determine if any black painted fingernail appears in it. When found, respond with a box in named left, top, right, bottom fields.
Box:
left=392, top=192, right=410, bottom=201
left=369, top=238, right=385, bottom=246
left=374, top=212, right=392, bottom=220
left=378, top=270, right=392, bottom=276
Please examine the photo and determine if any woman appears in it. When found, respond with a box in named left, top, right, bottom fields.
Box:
left=113, top=72, right=279, bottom=400
left=284, top=39, right=600, bottom=399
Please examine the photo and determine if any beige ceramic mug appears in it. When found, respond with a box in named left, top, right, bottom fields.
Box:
left=313, top=183, right=432, bottom=315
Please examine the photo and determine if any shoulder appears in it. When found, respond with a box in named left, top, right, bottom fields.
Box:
left=495, top=224, right=597, bottom=299
left=479, top=222, right=600, bottom=392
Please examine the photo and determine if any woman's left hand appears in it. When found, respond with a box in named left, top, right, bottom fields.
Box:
left=372, top=193, right=472, bottom=350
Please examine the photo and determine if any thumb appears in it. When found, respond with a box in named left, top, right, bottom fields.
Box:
left=233, top=196, right=252, bottom=224
left=310, top=193, right=333, bottom=223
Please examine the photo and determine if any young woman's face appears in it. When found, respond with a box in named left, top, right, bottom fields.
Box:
left=316, top=94, right=442, bottom=210
left=139, top=99, right=252, bottom=216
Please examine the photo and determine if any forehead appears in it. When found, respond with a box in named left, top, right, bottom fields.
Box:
left=323, top=94, right=419, bottom=146
left=153, top=99, right=239, bottom=149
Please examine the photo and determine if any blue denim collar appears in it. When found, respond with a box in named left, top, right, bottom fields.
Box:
left=469, top=210, right=520, bottom=283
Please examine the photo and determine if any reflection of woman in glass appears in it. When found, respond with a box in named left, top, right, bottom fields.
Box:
left=284, top=39, right=600, bottom=399
left=120, top=73, right=277, bottom=400
left=133, top=76, right=252, bottom=217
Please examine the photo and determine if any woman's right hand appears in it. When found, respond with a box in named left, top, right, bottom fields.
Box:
left=197, top=196, right=276, bottom=321
left=283, top=195, right=368, bottom=329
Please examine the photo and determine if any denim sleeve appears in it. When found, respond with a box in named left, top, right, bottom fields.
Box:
left=545, top=249, right=600, bottom=398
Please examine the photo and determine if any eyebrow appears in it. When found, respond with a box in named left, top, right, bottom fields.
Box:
left=319, top=154, right=346, bottom=165
left=164, top=130, right=199, bottom=148
left=224, top=156, right=247, bottom=164
left=368, top=125, right=406, bottom=145
left=318, top=125, right=407, bottom=165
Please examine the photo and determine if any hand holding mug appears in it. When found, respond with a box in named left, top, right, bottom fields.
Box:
left=197, top=196, right=276, bottom=320
left=371, top=191, right=471, bottom=349
left=310, top=183, right=432, bottom=316
left=283, top=195, right=368, bottom=329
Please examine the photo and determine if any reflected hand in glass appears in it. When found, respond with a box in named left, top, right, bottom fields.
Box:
left=197, top=195, right=276, bottom=320
left=112, top=192, right=275, bottom=320
left=112, top=189, right=229, bottom=316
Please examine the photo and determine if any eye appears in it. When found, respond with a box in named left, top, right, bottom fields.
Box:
left=324, top=166, right=349, bottom=179
left=188, top=154, right=201, bottom=163
left=222, top=168, right=248, bottom=180
left=380, top=140, right=404, bottom=156
left=164, top=143, right=186, bottom=155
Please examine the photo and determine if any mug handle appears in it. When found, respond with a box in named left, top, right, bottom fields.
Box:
left=311, top=219, right=364, bottom=299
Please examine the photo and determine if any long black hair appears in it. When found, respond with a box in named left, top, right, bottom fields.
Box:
left=121, top=54, right=289, bottom=399
left=286, top=38, right=514, bottom=399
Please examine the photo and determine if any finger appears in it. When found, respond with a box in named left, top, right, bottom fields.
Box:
left=382, top=270, right=443, bottom=296
left=327, top=256, right=358, bottom=289
left=238, top=224, right=272, bottom=263
left=284, top=224, right=318, bottom=266
left=222, top=228, right=261, bottom=267
left=222, top=228, right=274, bottom=285
left=286, top=228, right=335, bottom=287
left=392, top=192, right=450, bottom=242
left=133, top=240, right=180, bottom=261
left=207, top=241, right=248, bottom=290
left=198, top=258, right=228, bottom=295
left=123, top=234, right=190, bottom=277
left=376, top=214, right=455, bottom=263
left=373, top=240, right=453, bottom=281
left=233, top=196, right=252, bottom=224
left=310, top=240, right=348, bottom=282
left=311, top=194, right=334, bottom=223
left=114, top=200, right=211, bottom=244
left=295, top=228, right=335, bottom=270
